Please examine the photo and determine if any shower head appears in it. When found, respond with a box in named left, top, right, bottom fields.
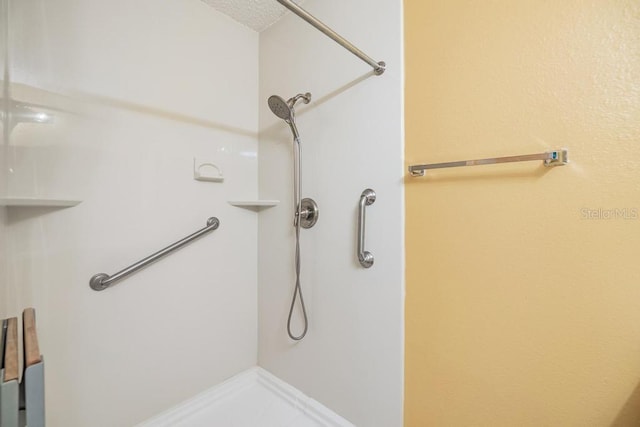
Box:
left=268, top=92, right=311, bottom=140
left=268, top=95, right=293, bottom=121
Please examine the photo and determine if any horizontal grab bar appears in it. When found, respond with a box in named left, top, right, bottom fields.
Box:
left=408, top=148, right=568, bottom=177
left=90, top=217, right=220, bottom=291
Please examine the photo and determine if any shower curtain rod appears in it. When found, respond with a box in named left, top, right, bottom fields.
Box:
left=276, top=0, right=386, bottom=75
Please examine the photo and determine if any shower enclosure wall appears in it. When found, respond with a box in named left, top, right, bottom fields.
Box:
left=1, top=0, right=405, bottom=426
left=258, top=1, right=404, bottom=425
left=2, top=1, right=259, bottom=425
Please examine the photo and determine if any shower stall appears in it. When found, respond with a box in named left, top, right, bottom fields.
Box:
left=0, top=0, right=404, bottom=426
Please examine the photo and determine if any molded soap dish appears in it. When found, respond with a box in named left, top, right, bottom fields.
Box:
left=194, top=159, right=224, bottom=183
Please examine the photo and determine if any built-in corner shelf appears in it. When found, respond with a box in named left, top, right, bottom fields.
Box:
left=0, top=197, right=82, bottom=208
left=228, top=200, right=279, bottom=210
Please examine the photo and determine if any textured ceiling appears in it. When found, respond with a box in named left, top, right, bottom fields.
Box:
left=201, top=0, right=306, bottom=32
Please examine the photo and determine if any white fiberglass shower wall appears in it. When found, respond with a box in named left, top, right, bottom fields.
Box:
left=258, top=0, right=405, bottom=425
left=3, top=0, right=259, bottom=426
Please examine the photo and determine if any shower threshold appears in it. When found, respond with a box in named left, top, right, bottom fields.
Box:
left=136, top=367, right=354, bottom=427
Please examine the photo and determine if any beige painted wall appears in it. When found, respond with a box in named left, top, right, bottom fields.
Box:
left=405, top=1, right=640, bottom=426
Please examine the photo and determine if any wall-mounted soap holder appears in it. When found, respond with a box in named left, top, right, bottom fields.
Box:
left=194, top=159, right=224, bottom=183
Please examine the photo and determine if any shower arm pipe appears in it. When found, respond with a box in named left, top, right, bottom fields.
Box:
left=276, top=0, right=386, bottom=75
left=89, top=217, right=220, bottom=291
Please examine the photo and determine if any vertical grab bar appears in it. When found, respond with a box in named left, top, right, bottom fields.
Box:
left=358, top=189, right=376, bottom=268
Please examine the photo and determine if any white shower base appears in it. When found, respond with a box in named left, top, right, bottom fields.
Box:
left=136, top=367, right=354, bottom=427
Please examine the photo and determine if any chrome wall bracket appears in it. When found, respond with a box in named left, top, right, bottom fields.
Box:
left=543, top=149, right=569, bottom=167
left=299, top=198, right=319, bottom=229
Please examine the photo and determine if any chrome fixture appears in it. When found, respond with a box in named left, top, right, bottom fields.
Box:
left=299, top=198, right=319, bottom=229
left=408, top=148, right=569, bottom=177
left=358, top=189, right=376, bottom=268
left=90, top=217, right=220, bottom=291
left=268, top=92, right=318, bottom=340
left=275, top=0, right=386, bottom=75
left=267, top=93, right=310, bottom=140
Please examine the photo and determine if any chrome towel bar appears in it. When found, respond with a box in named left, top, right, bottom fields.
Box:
left=276, top=0, right=386, bottom=75
left=90, top=217, right=220, bottom=291
left=408, top=148, right=568, bottom=177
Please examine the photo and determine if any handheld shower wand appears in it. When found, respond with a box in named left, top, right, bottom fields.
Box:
left=267, top=92, right=318, bottom=341
left=267, top=93, right=314, bottom=226
left=267, top=93, right=310, bottom=140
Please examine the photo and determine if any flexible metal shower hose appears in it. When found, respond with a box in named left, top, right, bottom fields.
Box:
left=287, top=217, right=308, bottom=340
